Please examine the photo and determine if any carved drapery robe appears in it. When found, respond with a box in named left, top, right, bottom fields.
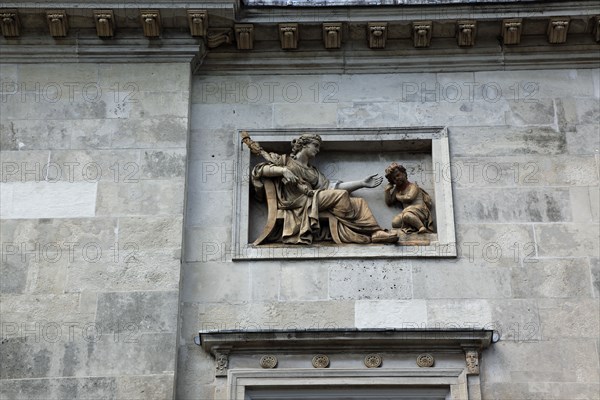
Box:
left=252, top=153, right=382, bottom=244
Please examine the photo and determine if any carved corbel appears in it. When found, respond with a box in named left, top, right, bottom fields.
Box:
left=94, top=10, right=114, bottom=38
left=412, top=21, right=432, bottom=48
left=1, top=10, right=19, bottom=38
left=46, top=10, right=68, bottom=38
left=367, top=22, right=387, bottom=49
left=188, top=10, right=208, bottom=37
left=465, top=350, right=480, bottom=375
left=235, top=24, right=254, bottom=50
left=207, top=28, right=233, bottom=49
left=456, top=20, right=476, bottom=47
left=592, top=16, right=600, bottom=43
left=213, top=349, right=230, bottom=377
left=323, top=23, right=342, bottom=49
left=140, top=10, right=161, bottom=38
left=502, top=18, right=522, bottom=45
left=547, top=17, right=569, bottom=44
left=279, top=23, right=299, bottom=50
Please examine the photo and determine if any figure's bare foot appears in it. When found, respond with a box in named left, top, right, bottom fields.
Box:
left=371, top=230, right=399, bottom=244
left=418, top=227, right=428, bottom=234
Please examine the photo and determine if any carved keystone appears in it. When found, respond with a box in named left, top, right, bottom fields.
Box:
left=46, top=10, right=68, bottom=37
left=94, top=10, right=114, bottom=38
left=323, top=23, right=342, bottom=49
left=368, top=22, right=387, bottom=49
left=235, top=24, right=254, bottom=50
left=279, top=23, right=299, bottom=50
left=502, top=18, right=522, bottom=45
left=214, top=350, right=230, bottom=377
left=456, top=20, right=476, bottom=47
left=140, top=10, right=161, bottom=38
left=547, top=17, right=569, bottom=44
left=412, top=21, right=432, bottom=48
left=188, top=10, right=208, bottom=37
left=0, top=10, right=20, bottom=38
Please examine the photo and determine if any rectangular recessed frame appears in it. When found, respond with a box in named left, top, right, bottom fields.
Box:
left=232, top=127, right=456, bottom=260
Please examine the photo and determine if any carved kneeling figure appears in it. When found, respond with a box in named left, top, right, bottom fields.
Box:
left=384, top=162, right=434, bottom=234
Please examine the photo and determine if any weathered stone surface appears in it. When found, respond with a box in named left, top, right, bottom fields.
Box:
left=488, top=299, right=541, bottom=341
left=455, top=188, right=571, bottom=223
left=98, top=63, right=190, bottom=93
left=398, top=99, right=509, bottom=126
left=200, top=301, right=355, bottom=330
left=0, top=217, right=117, bottom=250
left=0, top=120, right=72, bottom=150
left=412, top=262, right=511, bottom=299
left=183, top=226, right=231, bottom=263
left=0, top=293, right=85, bottom=322
left=590, top=185, right=599, bottom=222
left=505, top=99, right=555, bottom=126
left=49, top=149, right=140, bottom=182
left=355, top=300, right=427, bottom=328
left=570, top=186, right=594, bottom=223
left=456, top=223, right=535, bottom=266
left=535, top=223, right=599, bottom=258
left=141, top=149, right=186, bottom=179
left=0, top=150, right=51, bottom=182
left=449, top=126, right=566, bottom=157
left=188, top=129, right=236, bottom=161
left=181, top=262, right=250, bottom=304
left=482, top=340, right=599, bottom=385
left=1, top=181, right=97, bottom=219
left=111, top=117, right=188, bottom=148
left=116, top=374, right=174, bottom=400
left=96, top=291, right=178, bottom=334
left=96, top=180, right=185, bottom=216
left=274, top=103, right=338, bottom=128
left=591, top=257, right=600, bottom=298
left=281, top=262, right=328, bottom=301
left=427, top=299, right=492, bottom=328
left=187, top=158, right=237, bottom=192
left=0, top=376, right=118, bottom=399
left=474, top=69, right=597, bottom=100
left=191, top=104, right=273, bottom=130
left=538, top=299, right=600, bottom=339
left=330, top=260, right=412, bottom=300
left=511, top=258, right=593, bottom=298
left=176, top=344, right=216, bottom=399
left=483, top=382, right=600, bottom=400
left=118, top=216, right=183, bottom=251
left=567, top=124, right=600, bottom=154
left=17, top=64, right=98, bottom=90
left=0, top=254, right=28, bottom=293
left=185, top=190, right=233, bottom=228
left=65, top=250, right=180, bottom=293
left=337, top=101, right=399, bottom=128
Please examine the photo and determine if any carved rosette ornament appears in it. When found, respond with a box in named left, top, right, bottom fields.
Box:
left=0, top=10, right=20, bottom=38
left=94, top=10, right=114, bottom=38
left=547, top=17, right=570, bottom=44
left=312, top=354, right=330, bottom=368
left=259, top=355, right=278, bottom=369
left=323, top=23, right=342, bottom=49
left=188, top=10, right=208, bottom=37
left=368, top=22, right=387, bottom=49
left=456, top=20, right=476, bottom=47
left=502, top=18, right=522, bottom=45
left=140, top=10, right=161, bottom=38
left=46, top=11, right=68, bottom=38
left=465, top=350, right=479, bottom=375
left=416, top=353, right=435, bottom=368
left=412, top=21, right=432, bottom=48
left=364, top=354, right=382, bottom=368
left=214, top=351, right=229, bottom=377
left=235, top=24, right=254, bottom=50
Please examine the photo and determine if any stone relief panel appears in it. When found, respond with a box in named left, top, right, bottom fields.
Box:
left=232, top=127, right=456, bottom=259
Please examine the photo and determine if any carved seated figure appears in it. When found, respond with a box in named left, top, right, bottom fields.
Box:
left=246, top=133, right=398, bottom=245
left=384, top=162, right=435, bottom=234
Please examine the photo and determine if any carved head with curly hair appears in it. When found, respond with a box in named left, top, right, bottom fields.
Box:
left=385, top=162, right=407, bottom=185
left=291, top=134, right=322, bottom=157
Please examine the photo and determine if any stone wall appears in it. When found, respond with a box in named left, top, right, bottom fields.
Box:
left=181, top=69, right=599, bottom=399
left=0, top=63, right=190, bottom=399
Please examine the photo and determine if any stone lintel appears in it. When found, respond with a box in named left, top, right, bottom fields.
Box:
left=198, top=328, right=495, bottom=355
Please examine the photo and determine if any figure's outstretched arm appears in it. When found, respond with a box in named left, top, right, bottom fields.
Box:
left=337, top=174, right=383, bottom=193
